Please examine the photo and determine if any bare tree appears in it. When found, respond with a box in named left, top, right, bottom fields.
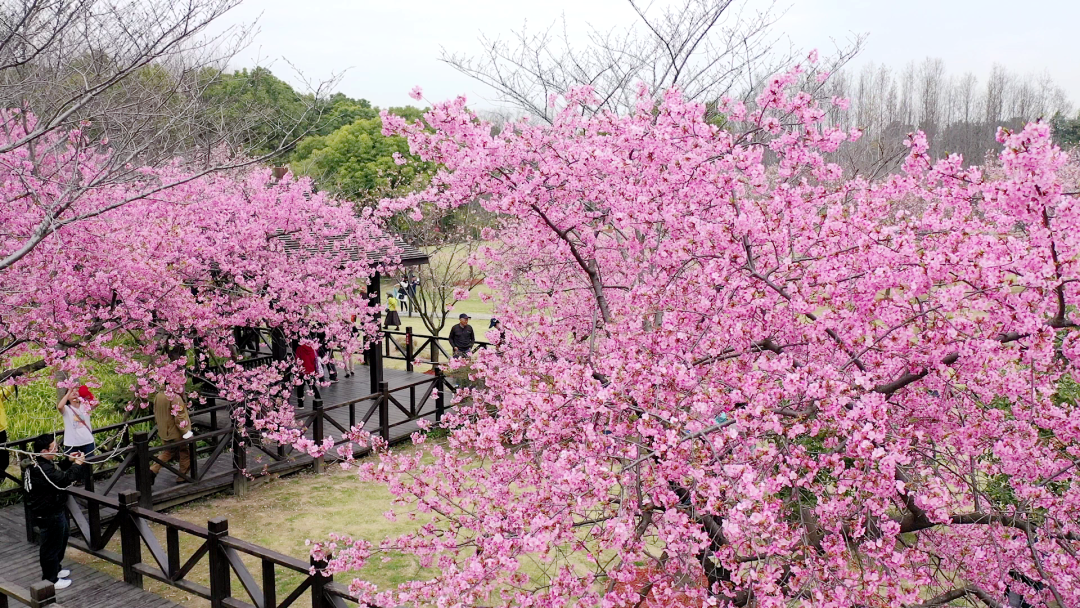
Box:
left=0, top=0, right=336, bottom=272
left=398, top=202, right=492, bottom=348
left=825, top=58, right=1073, bottom=176
left=442, top=0, right=802, bottom=123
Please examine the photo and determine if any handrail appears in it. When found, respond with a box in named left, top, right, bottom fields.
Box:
left=12, top=367, right=452, bottom=517
left=0, top=579, right=68, bottom=608
left=8, top=367, right=458, bottom=605
left=0, top=397, right=230, bottom=452
left=61, top=489, right=347, bottom=608
left=1, top=399, right=238, bottom=502
left=382, top=328, right=491, bottom=364
left=220, top=536, right=309, bottom=572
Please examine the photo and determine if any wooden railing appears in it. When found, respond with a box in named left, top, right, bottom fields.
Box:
left=6, top=352, right=465, bottom=607
left=3, top=331, right=462, bottom=501
left=1, top=397, right=233, bottom=504
left=63, top=488, right=358, bottom=608
left=382, top=327, right=490, bottom=372
left=10, top=371, right=453, bottom=520
left=0, top=580, right=66, bottom=608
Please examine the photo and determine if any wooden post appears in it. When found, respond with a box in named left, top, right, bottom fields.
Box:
left=310, top=556, right=331, bottom=608
left=379, top=381, right=390, bottom=443
left=133, top=431, right=153, bottom=509
left=208, top=396, right=219, bottom=448
left=83, top=465, right=101, bottom=550
left=365, top=270, right=383, bottom=392
left=262, top=560, right=277, bottom=608
left=187, top=436, right=198, bottom=482
left=21, top=460, right=35, bottom=543
left=232, top=427, right=248, bottom=498
left=435, top=366, right=446, bottom=424
left=28, top=582, right=55, bottom=607
left=118, top=491, right=143, bottom=588
left=167, top=527, right=180, bottom=579
left=405, top=326, right=414, bottom=373
left=207, top=517, right=231, bottom=608
left=312, top=398, right=325, bottom=474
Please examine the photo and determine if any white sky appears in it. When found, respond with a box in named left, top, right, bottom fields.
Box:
left=209, top=0, right=1080, bottom=113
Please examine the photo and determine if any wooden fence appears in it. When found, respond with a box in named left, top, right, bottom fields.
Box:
left=6, top=372, right=454, bottom=518
left=1, top=327, right=485, bottom=505
left=0, top=328, right=496, bottom=607
left=63, top=488, right=357, bottom=608
left=382, top=327, right=489, bottom=372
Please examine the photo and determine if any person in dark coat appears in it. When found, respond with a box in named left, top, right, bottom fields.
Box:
left=448, top=313, right=475, bottom=358
left=26, top=433, right=85, bottom=588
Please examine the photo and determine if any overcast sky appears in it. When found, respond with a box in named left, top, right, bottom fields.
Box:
left=208, top=0, right=1080, bottom=112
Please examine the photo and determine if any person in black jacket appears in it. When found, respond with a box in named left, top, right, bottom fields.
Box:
left=26, top=433, right=85, bottom=588
left=448, top=314, right=475, bottom=358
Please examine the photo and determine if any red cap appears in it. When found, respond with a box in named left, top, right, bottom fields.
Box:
left=78, top=385, right=94, bottom=401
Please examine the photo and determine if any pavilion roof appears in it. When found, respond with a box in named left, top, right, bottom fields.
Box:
left=273, top=231, right=429, bottom=268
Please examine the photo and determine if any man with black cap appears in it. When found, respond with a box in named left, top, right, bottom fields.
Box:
left=26, top=433, right=85, bottom=589
left=449, top=313, right=475, bottom=358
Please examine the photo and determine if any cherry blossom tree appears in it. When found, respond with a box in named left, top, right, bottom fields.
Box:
left=0, top=0, right=336, bottom=273
left=1, top=111, right=388, bottom=424
left=318, top=58, right=1080, bottom=607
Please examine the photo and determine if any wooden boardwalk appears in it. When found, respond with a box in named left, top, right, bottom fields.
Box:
left=0, top=365, right=449, bottom=607
left=0, top=504, right=182, bottom=608
left=107, top=366, right=445, bottom=510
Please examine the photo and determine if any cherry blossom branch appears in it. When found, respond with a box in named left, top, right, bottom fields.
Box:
left=528, top=203, right=612, bottom=324
left=742, top=235, right=867, bottom=372
left=872, top=331, right=1031, bottom=396
left=914, top=585, right=1004, bottom=608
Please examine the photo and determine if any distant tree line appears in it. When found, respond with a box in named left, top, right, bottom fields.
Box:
left=818, top=59, right=1077, bottom=176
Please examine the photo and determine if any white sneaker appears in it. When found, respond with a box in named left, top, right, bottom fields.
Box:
left=57, top=569, right=70, bottom=578
left=54, top=579, right=72, bottom=590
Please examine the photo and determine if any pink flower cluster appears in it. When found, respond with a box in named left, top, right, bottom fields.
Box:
left=1, top=113, right=391, bottom=431
left=328, top=68, right=1080, bottom=608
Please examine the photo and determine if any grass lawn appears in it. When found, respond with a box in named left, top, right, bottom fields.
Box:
left=69, top=440, right=608, bottom=607
left=69, top=445, right=439, bottom=608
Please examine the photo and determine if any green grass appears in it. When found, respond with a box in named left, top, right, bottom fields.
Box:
left=3, top=356, right=138, bottom=491
left=67, top=441, right=607, bottom=608
left=68, top=445, right=441, bottom=608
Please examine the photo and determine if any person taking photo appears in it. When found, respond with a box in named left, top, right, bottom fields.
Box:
left=26, top=433, right=86, bottom=589
left=56, top=385, right=95, bottom=457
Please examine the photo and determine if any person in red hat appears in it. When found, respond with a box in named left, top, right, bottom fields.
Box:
left=56, top=384, right=95, bottom=457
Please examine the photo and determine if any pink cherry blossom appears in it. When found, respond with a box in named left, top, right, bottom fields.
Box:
left=1, top=111, right=391, bottom=437
left=323, top=69, right=1080, bottom=608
